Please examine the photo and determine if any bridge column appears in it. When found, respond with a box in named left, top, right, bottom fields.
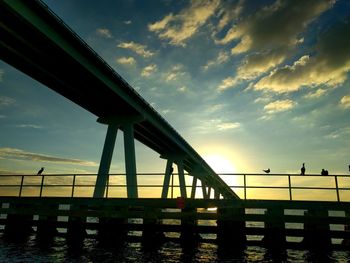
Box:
left=123, top=122, right=138, bottom=198
left=161, top=159, right=174, bottom=198
left=190, top=176, right=197, bottom=198
left=202, top=181, right=208, bottom=199
left=177, top=159, right=187, bottom=198
left=94, top=122, right=118, bottom=198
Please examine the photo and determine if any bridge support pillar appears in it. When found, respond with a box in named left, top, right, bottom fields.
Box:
left=161, top=159, right=174, bottom=198
left=4, top=204, right=32, bottom=241
left=124, top=122, right=138, bottom=198
left=202, top=181, right=208, bottom=199
left=177, top=159, right=187, bottom=198
left=94, top=123, right=118, bottom=198
left=190, top=177, right=197, bottom=198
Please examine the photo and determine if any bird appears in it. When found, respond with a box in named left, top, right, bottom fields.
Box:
left=37, top=167, right=44, bottom=175
left=301, top=163, right=305, bottom=175
left=263, top=168, right=270, bottom=174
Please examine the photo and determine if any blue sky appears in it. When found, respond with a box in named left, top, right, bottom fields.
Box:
left=1, top=0, right=350, bottom=176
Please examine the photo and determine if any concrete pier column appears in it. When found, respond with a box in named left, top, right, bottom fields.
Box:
left=262, top=207, right=285, bottom=248
left=180, top=206, right=198, bottom=244
left=98, top=217, right=127, bottom=243
left=161, top=159, right=174, bottom=198
left=217, top=207, right=246, bottom=247
left=190, top=176, right=197, bottom=199
left=36, top=204, right=58, bottom=240
left=123, top=122, right=138, bottom=198
left=4, top=203, right=33, bottom=240
left=177, top=159, right=187, bottom=198
left=94, top=122, right=118, bottom=198
left=303, top=209, right=331, bottom=249
left=142, top=207, right=164, bottom=243
left=66, top=205, right=86, bottom=243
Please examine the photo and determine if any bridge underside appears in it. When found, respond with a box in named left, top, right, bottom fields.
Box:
left=0, top=0, right=238, bottom=199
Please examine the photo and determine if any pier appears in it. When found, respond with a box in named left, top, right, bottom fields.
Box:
left=1, top=173, right=350, bottom=250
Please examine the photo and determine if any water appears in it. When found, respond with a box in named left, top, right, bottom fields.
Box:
left=1, top=233, right=350, bottom=263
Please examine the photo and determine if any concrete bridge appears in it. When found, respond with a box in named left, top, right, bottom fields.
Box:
left=0, top=0, right=238, bottom=200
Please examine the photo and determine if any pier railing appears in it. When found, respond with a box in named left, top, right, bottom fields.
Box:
left=0, top=173, right=350, bottom=201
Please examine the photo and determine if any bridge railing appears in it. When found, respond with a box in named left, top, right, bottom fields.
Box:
left=0, top=173, right=350, bottom=201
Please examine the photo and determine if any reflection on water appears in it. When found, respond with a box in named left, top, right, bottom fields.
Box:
left=0, top=233, right=349, bottom=262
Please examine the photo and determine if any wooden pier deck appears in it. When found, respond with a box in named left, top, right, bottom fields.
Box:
left=1, top=197, right=350, bottom=250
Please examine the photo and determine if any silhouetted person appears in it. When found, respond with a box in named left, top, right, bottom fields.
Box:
left=301, top=163, right=305, bottom=175
left=263, top=168, right=270, bottom=174
left=37, top=167, right=44, bottom=175
left=321, top=169, right=328, bottom=176
left=170, top=166, right=174, bottom=175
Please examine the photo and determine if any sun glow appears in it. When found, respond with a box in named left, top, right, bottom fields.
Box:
left=203, top=154, right=236, bottom=174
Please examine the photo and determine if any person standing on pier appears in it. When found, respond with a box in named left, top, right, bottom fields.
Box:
left=300, top=163, right=305, bottom=175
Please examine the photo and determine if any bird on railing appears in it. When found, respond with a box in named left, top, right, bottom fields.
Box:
left=263, top=168, right=270, bottom=174
left=37, top=167, right=44, bottom=175
left=301, top=163, right=305, bottom=175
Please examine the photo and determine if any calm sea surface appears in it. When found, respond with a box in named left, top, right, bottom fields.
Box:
left=0, top=233, right=349, bottom=263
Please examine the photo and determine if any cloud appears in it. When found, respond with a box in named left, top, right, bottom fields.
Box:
left=0, top=148, right=98, bottom=167
left=218, top=77, right=237, bottom=91
left=117, top=41, right=154, bottom=58
left=148, top=0, right=220, bottom=46
left=206, top=104, right=225, bottom=113
left=215, top=0, right=333, bottom=81
left=178, top=86, right=187, bottom=92
left=164, top=64, right=185, bottom=82
left=96, top=28, right=113, bottom=38
left=0, top=69, right=4, bottom=81
left=304, top=89, right=327, bottom=99
left=15, top=124, right=43, bottom=129
left=124, top=20, right=132, bottom=25
left=116, top=56, right=136, bottom=66
left=237, top=49, right=288, bottom=79
left=216, top=0, right=332, bottom=52
left=325, top=127, right=350, bottom=139
left=203, top=51, right=230, bottom=71
left=255, top=21, right=350, bottom=93
left=141, top=64, right=157, bottom=77
left=217, top=122, right=241, bottom=130
left=264, top=99, right=296, bottom=114
left=340, top=95, right=350, bottom=109
left=0, top=96, right=15, bottom=107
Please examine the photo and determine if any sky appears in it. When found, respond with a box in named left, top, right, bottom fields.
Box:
left=1, top=0, right=350, bottom=179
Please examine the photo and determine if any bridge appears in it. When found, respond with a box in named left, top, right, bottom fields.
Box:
left=2, top=0, right=350, bottom=250
left=0, top=0, right=238, bottom=200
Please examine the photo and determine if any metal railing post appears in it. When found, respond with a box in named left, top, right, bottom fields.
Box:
left=71, top=174, right=76, bottom=197
left=335, top=175, right=340, bottom=202
left=244, top=174, right=247, bottom=200
left=39, top=175, right=45, bottom=197
left=19, top=175, right=24, bottom=197
left=288, top=175, right=292, bottom=200
left=171, top=172, right=174, bottom=199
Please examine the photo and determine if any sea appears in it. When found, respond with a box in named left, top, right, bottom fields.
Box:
left=0, top=232, right=350, bottom=262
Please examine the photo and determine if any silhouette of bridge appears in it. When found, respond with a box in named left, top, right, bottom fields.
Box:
left=0, top=0, right=238, bottom=199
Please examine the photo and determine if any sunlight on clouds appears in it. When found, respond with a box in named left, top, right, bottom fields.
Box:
left=141, top=64, right=157, bottom=77
left=264, top=99, right=296, bottom=114
left=218, top=76, right=237, bottom=91
left=0, top=148, right=98, bottom=167
left=148, top=0, right=220, bottom=46
left=117, top=41, right=154, bottom=58
left=217, top=122, right=240, bottom=130
left=116, top=56, right=136, bottom=66
left=177, top=86, right=187, bottom=92
left=255, top=21, right=350, bottom=93
left=304, top=89, right=327, bottom=99
left=202, top=51, right=229, bottom=71
left=237, top=49, right=287, bottom=79
left=340, top=95, right=350, bottom=109
left=96, top=28, right=112, bottom=38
